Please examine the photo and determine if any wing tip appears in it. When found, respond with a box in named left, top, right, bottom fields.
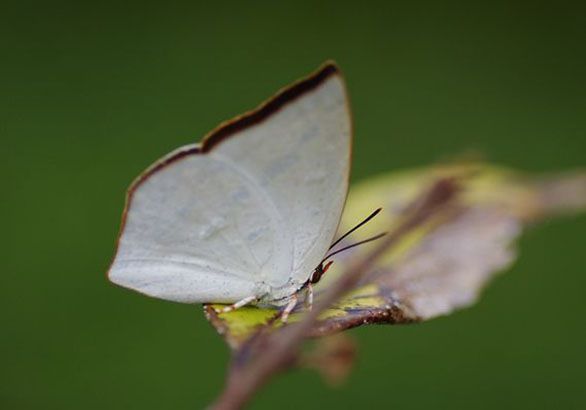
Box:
left=317, top=60, right=341, bottom=77
left=200, top=60, right=344, bottom=153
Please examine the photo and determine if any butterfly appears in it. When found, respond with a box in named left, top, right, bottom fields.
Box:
left=108, top=62, right=381, bottom=321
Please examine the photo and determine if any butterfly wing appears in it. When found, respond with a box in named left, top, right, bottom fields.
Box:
left=108, top=63, right=352, bottom=303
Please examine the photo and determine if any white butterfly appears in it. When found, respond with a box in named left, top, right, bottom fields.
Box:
left=108, top=62, right=353, bottom=318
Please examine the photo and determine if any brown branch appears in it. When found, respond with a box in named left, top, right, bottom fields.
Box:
left=209, top=178, right=460, bottom=410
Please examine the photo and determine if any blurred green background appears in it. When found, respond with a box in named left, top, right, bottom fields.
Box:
left=2, top=1, right=585, bottom=409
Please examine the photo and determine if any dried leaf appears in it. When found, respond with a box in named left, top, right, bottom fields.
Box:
left=205, top=163, right=586, bottom=348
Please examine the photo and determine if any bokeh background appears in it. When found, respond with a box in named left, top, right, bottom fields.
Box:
left=2, top=1, right=585, bottom=409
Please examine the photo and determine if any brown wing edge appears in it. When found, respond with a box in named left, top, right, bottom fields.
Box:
left=107, top=61, right=346, bottom=283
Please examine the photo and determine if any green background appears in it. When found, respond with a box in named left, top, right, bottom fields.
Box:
left=2, top=1, right=585, bottom=409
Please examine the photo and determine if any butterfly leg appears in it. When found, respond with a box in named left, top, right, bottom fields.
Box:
left=219, top=295, right=257, bottom=313
left=306, top=283, right=314, bottom=311
left=280, top=294, right=298, bottom=323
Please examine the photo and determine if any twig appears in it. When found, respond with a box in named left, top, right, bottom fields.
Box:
left=210, top=178, right=460, bottom=410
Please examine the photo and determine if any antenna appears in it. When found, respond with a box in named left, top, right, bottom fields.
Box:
left=322, top=232, right=387, bottom=262
left=328, top=207, right=383, bottom=251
